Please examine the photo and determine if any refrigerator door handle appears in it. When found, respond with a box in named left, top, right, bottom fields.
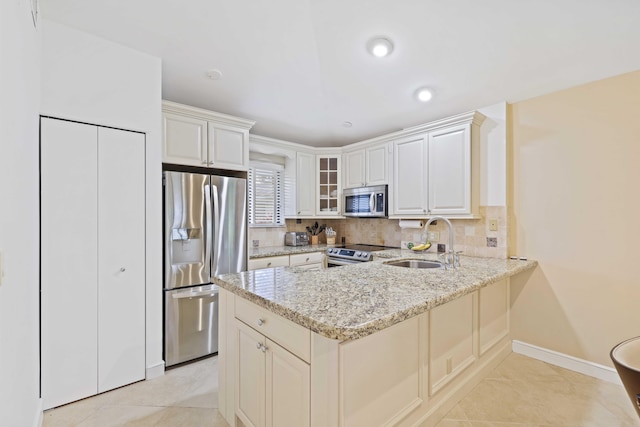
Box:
left=171, top=290, right=219, bottom=299
left=211, top=184, right=221, bottom=277
left=204, top=184, right=213, bottom=278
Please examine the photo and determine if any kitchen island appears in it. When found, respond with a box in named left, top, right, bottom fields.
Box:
left=214, top=251, right=536, bottom=427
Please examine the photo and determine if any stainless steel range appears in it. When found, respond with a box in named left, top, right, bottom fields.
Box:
left=326, top=244, right=396, bottom=267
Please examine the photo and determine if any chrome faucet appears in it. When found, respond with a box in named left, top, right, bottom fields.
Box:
left=421, top=216, right=460, bottom=269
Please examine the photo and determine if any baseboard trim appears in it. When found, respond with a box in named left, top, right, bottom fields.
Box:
left=34, top=398, right=43, bottom=427
left=146, top=361, right=165, bottom=380
left=512, top=340, right=621, bottom=385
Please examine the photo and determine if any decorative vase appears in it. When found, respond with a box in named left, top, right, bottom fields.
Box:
left=311, top=235, right=319, bottom=245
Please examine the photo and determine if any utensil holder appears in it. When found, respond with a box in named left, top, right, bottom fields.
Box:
left=311, top=235, right=319, bottom=245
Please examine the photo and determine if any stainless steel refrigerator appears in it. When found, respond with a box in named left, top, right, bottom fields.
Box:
left=163, top=170, right=247, bottom=367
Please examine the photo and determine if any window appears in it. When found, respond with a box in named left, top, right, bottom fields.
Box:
left=248, top=162, right=284, bottom=227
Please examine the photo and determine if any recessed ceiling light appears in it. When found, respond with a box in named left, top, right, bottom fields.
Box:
left=367, top=37, right=394, bottom=58
left=206, top=69, right=223, bottom=80
left=415, top=87, right=433, bottom=102
left=342, top=121, right=353, bottom=128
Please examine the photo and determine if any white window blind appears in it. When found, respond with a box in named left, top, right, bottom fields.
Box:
left=248, top=162, right=284, bottom=227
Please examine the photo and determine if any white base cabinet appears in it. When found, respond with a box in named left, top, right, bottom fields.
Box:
left=220, top=278, right=512, bottom=427
left=247, top=252, right=325, bottom=271
left=41, top=117, right=145, bottom=409
left=234, top=296, right=311, bottom=427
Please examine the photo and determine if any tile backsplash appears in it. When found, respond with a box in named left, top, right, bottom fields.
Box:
left=248, top=206, right=508, bottom=259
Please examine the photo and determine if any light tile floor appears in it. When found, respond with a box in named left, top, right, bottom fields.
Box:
left=436, top=353, right=640, bottom=427
left=43, top=353, right=639, bottom=426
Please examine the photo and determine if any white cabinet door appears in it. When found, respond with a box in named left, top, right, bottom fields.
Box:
left=316, top=154, right=341, bottom=216
left=428, top=124, right=471, bottom=215
left=296, top=152, right=315, bottom=216
left=97, top=128, right=146, bottom=393
left=41, top=118, right=99, bottom=410
left=392, top=134, right=428, bottom=216
left=343, top=149, right=366, bottom=189
left=366, top=143, right=388, bottom=186
left=237, top=321, right=267, bottom=427
left=479, top=279, right=509, bottom=356
left=266, top=339, right=310, bottom=427
left=429, top=292, right=477, bottom=395
left=162, top=112, right=208, bottom=167
left=248, top=255, right=290, bottom=270
left=41, top=118, right=146, bottom=409
left=209, top=122, right=249, bottom=171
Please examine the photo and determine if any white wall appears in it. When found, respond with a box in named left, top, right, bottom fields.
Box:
left=477, top=102, right=507, bottom=207
left=0, top=0, right=42, bottom=425
left=40, top=20, right=164, bottom=377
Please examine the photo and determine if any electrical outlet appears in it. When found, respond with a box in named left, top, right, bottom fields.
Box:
left=428, top=231, right=440, bottom=241
left=252, top=240, right=259, bottom=247
left=489, top=219, right=499, bottom=231
left=437, top=243, right=446, bottom=253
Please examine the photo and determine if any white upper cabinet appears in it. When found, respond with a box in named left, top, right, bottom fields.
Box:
left=316, top=154, right=341, bottom=216
left=428, top=123, right=472, bottom=216
left=344, top=143, right=388, bottom=189
left=296, top=151, right=316, bottom=216
left=390, top=111, right=484, bottom=218
left=392, top=133, right=429, bottom=216
left=366, top=143, right=389, bottom=186
left=343, top=149, right=365, bottom=189
left=163, top=101, right=255, bottom=171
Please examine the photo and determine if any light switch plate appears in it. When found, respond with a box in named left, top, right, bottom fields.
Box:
left=489, top=219, right=499, bottom=231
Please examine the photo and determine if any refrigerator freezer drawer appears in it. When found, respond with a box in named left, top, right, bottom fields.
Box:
left=165, top=285, right=219, bottom=367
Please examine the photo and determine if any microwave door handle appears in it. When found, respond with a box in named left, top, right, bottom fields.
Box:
left=369, top=192, right=375, bottom=212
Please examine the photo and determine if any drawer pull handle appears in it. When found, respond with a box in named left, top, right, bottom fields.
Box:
left=267, top=262, right=272, bottom=267
left=306, top=257, right=309, bottom=262
left=257, top=318, right=265, bottom=326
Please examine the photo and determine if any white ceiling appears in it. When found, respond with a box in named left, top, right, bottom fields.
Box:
left=42, top=0, right=640, bottom=147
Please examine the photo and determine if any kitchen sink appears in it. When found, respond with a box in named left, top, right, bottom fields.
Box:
left=384, top=259, right=443, bottom=269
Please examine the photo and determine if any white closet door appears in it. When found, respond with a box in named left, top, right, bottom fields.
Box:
left=97, top=127, right=146, bottom=392
left=41, top=118, right=99, bottom=409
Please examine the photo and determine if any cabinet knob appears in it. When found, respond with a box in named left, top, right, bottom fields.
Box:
left=261, top=345, right=268, bottom=353
left=257, top=318, right=265, bottom=326
left=305, top=257, right=309, bottom=262
left=120, top=267, right=126, bottom=272
left=208, top=161, right=214, bottom=165
left=256, top=342, right=262, bottom=350
left=201, top=161, right=208, bottom=165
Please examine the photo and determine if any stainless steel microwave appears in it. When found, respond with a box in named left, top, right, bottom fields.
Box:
left=343, top=185, right=388, bottom=218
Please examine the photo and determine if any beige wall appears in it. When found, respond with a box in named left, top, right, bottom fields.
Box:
left=509, top=70, right=640, bottom=367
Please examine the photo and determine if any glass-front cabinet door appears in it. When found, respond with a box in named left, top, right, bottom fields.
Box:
left=316, top=154, right=341, bottom=216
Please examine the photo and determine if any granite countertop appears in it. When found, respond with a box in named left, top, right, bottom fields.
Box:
left=214, top=250, right=537, bottom=342
left=249, top=244, right=332, bottom=259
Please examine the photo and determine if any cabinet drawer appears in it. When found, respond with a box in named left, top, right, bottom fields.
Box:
left=248, top=255, right=290, bottom=270
left=289, top=252, right=324, bottom=267
left=235, top=297, right=311, bottom=363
